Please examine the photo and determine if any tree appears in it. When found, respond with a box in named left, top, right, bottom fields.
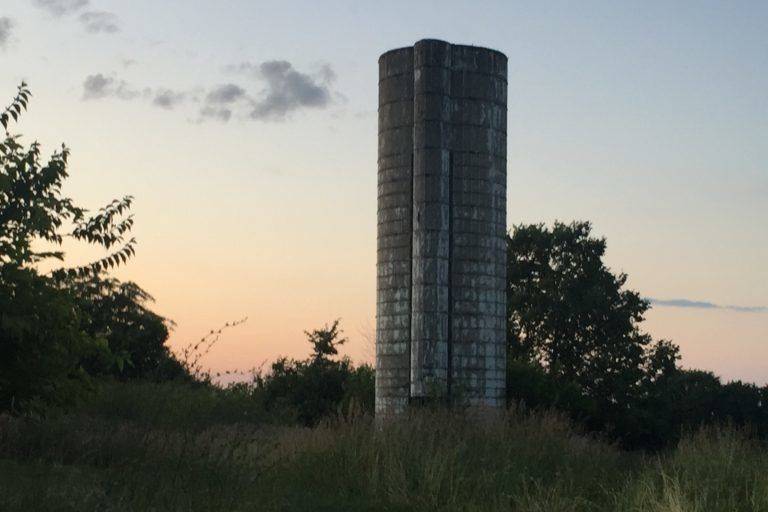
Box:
left=0, top=265, right=101, bottom=411
left=256, top=320, right=374, bottom=425
left=645, top=370, right=768, bottom=444
left=68, top=274, right=187, bottom=381
left=507, top=222, right=678, bottom=400
left=504, top=222, right=768, bottom=449
left=506, top=222, right=680, bottom=443
left=0, top=84, right=136, bottom=275
left=306, top=319, right=347, bottom=362
left=0, top=83, right=138, bottom=411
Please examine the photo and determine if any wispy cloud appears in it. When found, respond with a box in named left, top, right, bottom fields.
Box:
left=0, top=17, right=13, bottom=49
left=33, top=0, right=89, bottom=17
left=206, top=83, right=246, bottom=104
left=33, top=0, right=120, bottom=35
left=649, top=298, right=768, bottom=313
left=226, top=60, right=339, bottom=121
left=250, top=60, right=335, bottom=120
left=79, top=11, right=119, bottom=33
left=152, top=89, right=186, bottom=110
left=198, top=83, right=246, bottom=121
left=83, top=73, right=189, bottom=113
left=81, top=60, right=340, bottom=123
left=82, top=73, right=145, bottom=100
left=82, top=73, right=113, bottom=99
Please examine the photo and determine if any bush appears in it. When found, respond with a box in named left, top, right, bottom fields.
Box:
left=78, top=380, right=270, bottom=429
left=254, top=320, right=375, bottom=425
left=507, top=358, right=597, bottom=422
left=0, top=267, right=102, bottom=411
left=69, top=275, right=187, bottom=381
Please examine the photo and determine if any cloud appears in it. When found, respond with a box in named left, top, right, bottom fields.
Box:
left=205, top=83, right=246, bottom=104
left=81, top=60, right=340, bottom=123
left=82, top=73, right=112, bottom=99
left=226, top=60, right=338, bottom=121
left=152, top=89, right=185, bottom=109
left=33, top=1, right=120, bottom=36
left=0, top=17, right=13, bottom=49
left=33, top=0, right=89, bottom=16
left=83, top=74, right=188, bottom=112
left=199, top=106, right=233, bottom=122
left=316, top=63, right=336, bottom=84
left=249, top=60, right=334, bottom=120
left=649, top=298, right=768, bottom=313
left=82, top=73, right=143, bottom=100
left=198, top=84, right=247, bottom=121
left=79, top=11, right=119, bottom=33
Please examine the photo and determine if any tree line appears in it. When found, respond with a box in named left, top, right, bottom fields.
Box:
left=1, top=84, right=765, bottom=450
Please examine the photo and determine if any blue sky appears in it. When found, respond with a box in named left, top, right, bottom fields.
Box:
left=1, top=0, right=766, bottom=382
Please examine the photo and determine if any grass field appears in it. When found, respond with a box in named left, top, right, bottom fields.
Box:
left=1, top=381, right=767, bottom=511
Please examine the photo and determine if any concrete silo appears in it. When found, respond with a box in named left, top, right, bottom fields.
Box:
left=377, top=39, right=507, bottom=416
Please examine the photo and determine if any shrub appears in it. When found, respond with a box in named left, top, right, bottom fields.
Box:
left=255, top=320, right=375, bottom=425
left=0, top=267, right=102, bottom=411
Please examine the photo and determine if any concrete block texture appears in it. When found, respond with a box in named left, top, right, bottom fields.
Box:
left=376, top=40, right=507, bottom=417
left=376, top=46, right=414, bottom=417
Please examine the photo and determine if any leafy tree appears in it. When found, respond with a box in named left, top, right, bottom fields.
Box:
left=256, top=320, right=374, bottom=425
left=507, top=358, right=595, bottom=411
left=0, top=84, right=135, bottom=275
left=718, top=380, right=768, bottom=430
left=644, top=370, right=768, bottom=444
left=0, top=83, right=138, bottom=411
left=0, top=266, right=103, bottom=411
left=67, top=274, right=187, bottom=381
left=306, top=319, right=346, bottom=362
left=506, top=222, right=680, bottom=444
left=504, top=222, right=768, bottom=449
left=507, top=222, right=679, bottom=402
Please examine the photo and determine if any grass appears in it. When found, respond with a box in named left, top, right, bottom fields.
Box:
left=1, top=381, right=767, bottom=511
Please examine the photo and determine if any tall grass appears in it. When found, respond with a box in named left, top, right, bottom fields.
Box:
left=1, top=381, right=767, bottom=511
left=616, top=428, right=768, bottom=511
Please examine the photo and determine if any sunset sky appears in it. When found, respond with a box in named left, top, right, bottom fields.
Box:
left=2, top=0, right=766, bottom=383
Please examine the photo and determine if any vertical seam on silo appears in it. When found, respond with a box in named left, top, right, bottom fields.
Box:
left=447, top=150, right=453, bottom=402
left=446, top=44, right=454, bottom=403
left=408, top=150, right=413, bottom=402
left=408, top=46, right=417, bottom=402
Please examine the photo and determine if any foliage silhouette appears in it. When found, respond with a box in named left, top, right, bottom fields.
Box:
left=0, top=83, right=144, bottom=411
left=506, top=221, right=678, bottom=402
left=177, top=317, right=248, bottom=382
left=2, top=82, right=765, bottom=453
left=505, top=221, right=768, bottom=449
left=67, top=274, right=187, bottom=381
left=254, top=319, right=374, bottom=425
left=0, top=266, right=101, bottom=411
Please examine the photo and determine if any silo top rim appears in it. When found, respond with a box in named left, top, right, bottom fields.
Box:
left=378, top=39, right=507, bottom=63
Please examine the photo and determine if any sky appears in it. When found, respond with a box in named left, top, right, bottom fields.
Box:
left=1, top=0, right=766, bottom=383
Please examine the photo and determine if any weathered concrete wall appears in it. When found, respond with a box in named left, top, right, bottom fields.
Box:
left=448, top=44, right=507, bottom=407
left=411, top=40, right=452, bottom=398
left=376, top=40, right=507, bottom=416
left=376, top=47, right=413, bottom=415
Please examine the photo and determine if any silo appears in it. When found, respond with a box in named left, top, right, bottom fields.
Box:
left=376, top=39, right=507, bottom=416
